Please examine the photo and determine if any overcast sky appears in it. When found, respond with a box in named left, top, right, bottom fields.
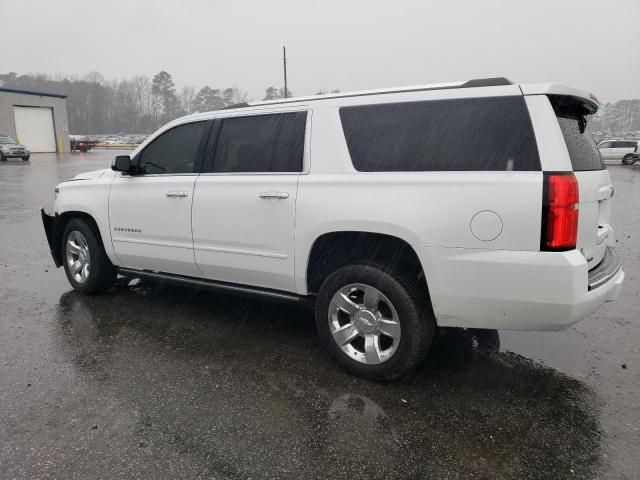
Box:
left=2, top=0, right=639, bottom=102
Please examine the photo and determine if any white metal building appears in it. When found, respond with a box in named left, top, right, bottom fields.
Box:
left=0, top=87, right=70, bottom=153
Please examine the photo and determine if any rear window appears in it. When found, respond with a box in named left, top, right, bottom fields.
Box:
left=339, top=96, right=540, bottom=172
left=549, top=95, right=605, bottom=172
left=556, top=117, right=605, bottom=171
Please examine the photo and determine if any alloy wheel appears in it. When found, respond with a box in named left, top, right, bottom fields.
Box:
left=65, top=230, right=91, bottom=283
left=328, top=283, right=402, bottom=365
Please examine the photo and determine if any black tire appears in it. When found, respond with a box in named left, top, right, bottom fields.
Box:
left=62, top=218, right=116, bottom=294
left=22, top=155, right=30, bottom=161
left=622, top=154, right=637, bottom=165
left=0, top=155, right=6, bottom=161
left=315, top=263, right=435, bottom=381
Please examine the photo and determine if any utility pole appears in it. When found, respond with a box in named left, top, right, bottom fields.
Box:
left=283, top=45, right=288, bottom=99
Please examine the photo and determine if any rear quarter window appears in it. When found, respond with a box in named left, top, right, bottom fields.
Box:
left=339, top=96, right=540, bottom=172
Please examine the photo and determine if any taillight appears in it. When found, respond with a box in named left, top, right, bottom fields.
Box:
left=541, top=172, right=579, bottom=251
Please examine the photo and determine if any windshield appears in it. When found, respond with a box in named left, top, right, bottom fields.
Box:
left=0, top=136, right=17, bottom=144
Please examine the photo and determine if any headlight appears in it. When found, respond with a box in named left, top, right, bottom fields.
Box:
left=0, top=146, right=9, bottom=153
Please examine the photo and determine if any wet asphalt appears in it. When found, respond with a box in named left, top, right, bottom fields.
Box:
left=0, top=150, right=638, bottom=480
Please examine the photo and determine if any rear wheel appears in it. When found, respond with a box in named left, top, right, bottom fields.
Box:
left=62, top=218, right=116, bottom=294
left=315, top=264, right=435, bottom=381
left=622, top=154, right=637, bottom=165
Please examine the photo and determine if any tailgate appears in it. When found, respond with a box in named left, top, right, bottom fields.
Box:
left=552, top=97, right=612, bottom=269
left=574, top=170, right=614, bottom=268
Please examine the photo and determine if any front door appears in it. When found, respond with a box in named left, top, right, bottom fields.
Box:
left=109, top=120, right=210, bottom=277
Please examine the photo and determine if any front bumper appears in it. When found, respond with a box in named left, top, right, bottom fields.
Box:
left=2, top=150, right=30, bottom=158
left=41, top=208, right=62, bottom=267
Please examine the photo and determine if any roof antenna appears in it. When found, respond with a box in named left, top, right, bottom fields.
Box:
left=283, top=46, right=288, bottom=99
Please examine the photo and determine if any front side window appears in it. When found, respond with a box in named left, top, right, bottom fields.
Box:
left=212, top=112, right=306, bottom=173
left=137, top=121, right=207, bottom=174
left=339, top=96, right=540, bottom=172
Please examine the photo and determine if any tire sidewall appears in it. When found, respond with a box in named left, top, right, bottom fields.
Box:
left=315, top=264, right=434, bottom=381
left=622, top=154, right=636, bottom=165
left=62, top=219, right=109, bottom=294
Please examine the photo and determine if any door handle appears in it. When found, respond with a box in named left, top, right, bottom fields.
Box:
left=166, top=191, right=189, bottom=197
left=259, top=191, right=289, bottom=200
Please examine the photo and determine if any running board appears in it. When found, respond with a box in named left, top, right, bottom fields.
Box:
left=118, top=267, right=309, bottom=304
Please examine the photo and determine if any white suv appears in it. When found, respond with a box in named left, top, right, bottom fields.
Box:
left=41, top=77, right=624, bottom=380
left=597, top=140, right=638, bottom=164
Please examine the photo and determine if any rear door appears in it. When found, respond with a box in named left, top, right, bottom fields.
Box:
left=192, top=110, right=307, bottom=291
left=597, top=141, right=615, bottom=160
left=553, top=104, right=612, bottom=269
left=613, top=141, right=637, bottom=159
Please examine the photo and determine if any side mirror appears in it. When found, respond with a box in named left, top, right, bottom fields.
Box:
left=112, top=155, right=133, bottom=174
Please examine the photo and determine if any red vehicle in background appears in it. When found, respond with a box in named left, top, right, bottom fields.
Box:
left=70, top=136, right=97, bottom=153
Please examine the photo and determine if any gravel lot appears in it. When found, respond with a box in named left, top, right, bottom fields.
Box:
left=1, top=150, right=638, bottom=479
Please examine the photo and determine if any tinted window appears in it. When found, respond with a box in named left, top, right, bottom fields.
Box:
left=275, top=112, right=307, bottom=172
left=339, top=96, right=540, bottom=172
left=137, top=122, right=207, bottom=174
left=614, top=141, right=636, bottom=148
left=212, top=112, right=306, bottom=173
left=557, top=116, right=604, bottom=171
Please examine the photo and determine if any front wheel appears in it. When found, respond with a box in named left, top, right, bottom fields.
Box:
left=62, top=218, right=116, bottom=294
left=315, top=264, right=435, bottom=381
left=622, top=154, right=637, bottom=165
left=0, top=155, right=6, bottom=161
left=22, top=155, right=30, bottom=161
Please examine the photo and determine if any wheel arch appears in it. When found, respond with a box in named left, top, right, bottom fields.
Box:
left=305, top=230, right=432, bottom=308
left=52, top=210, right=112, bottom=266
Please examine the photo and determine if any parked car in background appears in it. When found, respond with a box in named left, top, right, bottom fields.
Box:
left=598, top=140, right=638, bottom=164
left=41, top=77, right=624, bottom=380
left=0, top=135, right=30, bottom=161
left=70, top=136, right=97, bottom=153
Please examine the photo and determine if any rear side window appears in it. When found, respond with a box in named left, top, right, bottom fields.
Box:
left=137, top=121, right=207, bottom=174
left=598, top=141, right=613, bottom=149
left=212, top=112, right=306, bottom=173
left=339, top=96, right=540, bottom=172
left=556, top=117, right=604, bottom=171
left=614, top=141, right=636, bottom=148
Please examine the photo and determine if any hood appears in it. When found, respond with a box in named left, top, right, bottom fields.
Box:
left=72, top=168, right=111, bottom=180
left=1, top=142, right=27, bottom=149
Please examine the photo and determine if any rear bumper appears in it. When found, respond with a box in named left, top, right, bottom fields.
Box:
left=418, top=246, right=624, bottom=331
left=41, top=208, right=62, bottom=267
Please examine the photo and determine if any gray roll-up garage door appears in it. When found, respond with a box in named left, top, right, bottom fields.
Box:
left=13, top=106, right=57, bottom=153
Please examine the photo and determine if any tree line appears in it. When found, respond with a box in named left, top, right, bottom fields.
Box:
left=0, top=71, right=333, bottom=134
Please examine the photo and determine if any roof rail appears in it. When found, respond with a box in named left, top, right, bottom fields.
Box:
left=218, top=77, right=516, bottom=110
left=222, top=102, right=250, bottom=110
left=461, top=77, right=514, bottom=88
